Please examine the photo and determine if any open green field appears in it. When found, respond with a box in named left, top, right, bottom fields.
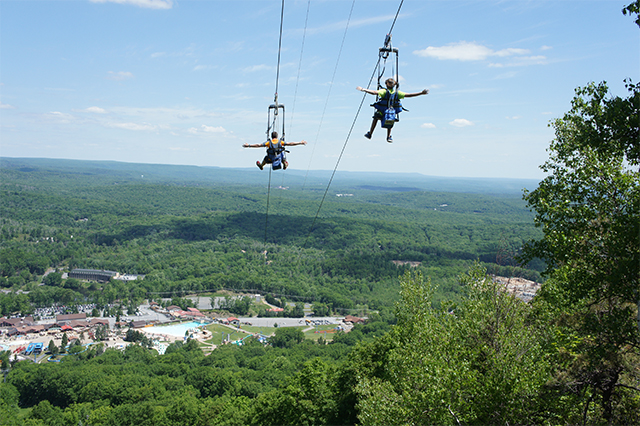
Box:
left=204, top=323, right=250, bottom=344
left=304, top=324, right=341, bottom=341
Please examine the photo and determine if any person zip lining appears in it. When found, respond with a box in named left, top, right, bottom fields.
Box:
left=243, top=131, right=307, bottom=170
left=357, top=77, right=429, bottom=143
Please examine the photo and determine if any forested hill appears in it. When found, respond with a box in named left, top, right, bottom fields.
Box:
left=0, top=157, right=538, bottom=194
left=1, top=156, right=542, bottom=312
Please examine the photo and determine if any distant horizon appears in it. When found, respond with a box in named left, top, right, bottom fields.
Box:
left=0, top=155, right=542, bottom=184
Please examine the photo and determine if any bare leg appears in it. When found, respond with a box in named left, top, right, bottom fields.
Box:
left=365, top=118, right=378, bottom=139
left=369, top=119, right=378, bottom=135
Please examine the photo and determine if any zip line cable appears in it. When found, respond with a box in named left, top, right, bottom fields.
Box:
left=274, top=0, right=285, bottom=104
left=299, top=0, right=405, bottom=252
left=388, top=0, right=404, bottom=36
left=302, top=0, right=356, bottom=190
left=264, top=0, right=286, bottom=245
left=289, top=0, right=311, bottom=130
left=264, top=167, right=272, bottom=243
left=300, top=60, right=379, bottom=251
left=279, top=0, right=311, bottom=191
left=263, top=0, right=404, bottom=251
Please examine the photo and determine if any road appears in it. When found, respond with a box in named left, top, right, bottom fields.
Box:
left=236, top=316, right=345, bottom=328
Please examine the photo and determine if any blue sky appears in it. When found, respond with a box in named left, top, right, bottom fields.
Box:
left=1, top=0, right=638, bottom=179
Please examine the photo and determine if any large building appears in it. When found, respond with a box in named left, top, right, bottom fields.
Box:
left=68, top=269, right=117, bottom=283
left=68, top=269, right=144, bottom=283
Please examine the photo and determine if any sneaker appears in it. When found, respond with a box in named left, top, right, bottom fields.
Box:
left=364, top=132, right=372, bottom=139
left=283, top=160, right=289, bottom=170
left=256, top=161, right=264, bottom=170
left=387, top=136, right=393, bottom=143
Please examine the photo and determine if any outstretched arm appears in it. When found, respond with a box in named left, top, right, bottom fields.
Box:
left=243, top=143, right=265, bottom=148
left=404, top=89, right=429, bottom=98
left=283, top=140, right=307, bottom=147
left=356, top=86, right=378, bottom=95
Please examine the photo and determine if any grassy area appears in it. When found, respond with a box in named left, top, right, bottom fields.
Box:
left=203, top=323, right=340, bottom=344
left=304, top=325, right=340, bottom=342
left=240, top=325, right=279, bottom=336
left=204, top=323, right=248, bottom=345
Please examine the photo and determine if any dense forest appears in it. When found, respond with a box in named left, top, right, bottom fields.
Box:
left=1, top=13, right=639, bottom=420
left=0, top=156, right=542, bottom=315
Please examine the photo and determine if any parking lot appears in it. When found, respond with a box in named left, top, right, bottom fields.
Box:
left=236, top=316, right=344, bottom=328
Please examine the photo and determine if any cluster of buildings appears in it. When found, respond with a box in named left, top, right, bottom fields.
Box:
left=1, top=313, right=110, bottom=338
left=150, top=303, right=205, bottom=320
left=492, top=276, right=540, bottom=302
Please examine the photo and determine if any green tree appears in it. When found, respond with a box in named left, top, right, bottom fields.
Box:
left=0, top=382, right=20, bottom=426
left=353, top=269, right=551, bottom=425
left=522, top=81, right=640, bottom=423
left=252, top=358, right=337, bottom=425
left=94, top=324, right=108, bottom=341
left=60, top=332, right=68, bottom=353
left=29, top=400, right=64, bottom=425
left=42, top=272, right=62, bottom=287
left=623, top=0, right=640, bottom=27
left=0, top=350, right=10, bottom=370
left=47, top=340, right=58, bottom=356
left=312, top=302, right=329, bottom=316
left=291, top=302, right=305, bottom=318
left=269, top=327, right=304, bottom=348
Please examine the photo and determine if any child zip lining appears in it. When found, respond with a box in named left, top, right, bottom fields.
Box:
left=357, top=78, right=429, bottom=143
left=243, top=132, right=307, bottom=170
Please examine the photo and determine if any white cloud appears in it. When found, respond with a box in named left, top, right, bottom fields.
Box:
left=421, top=123, right=436, bottom=129
left=414, top=41, right=532, bottom=62
left=0, top=102, right=15, bottom=109
left=489, top=55, right=547, bottom=68
left=449, top=118, right=474, bottom=127
left=492, top=71, right=518, bottom=80
left=90, top=0, right=173, bottom=10
left=109, top=122, right=156, bottom=131
left=85, top=106, right=107, bottom=114
left=45, top=111, right=75, bottom=123
left=414, top=41, right=493, bottom=61
left=540, top=45, right=553, bottom=51
left=188, top=125, right=227, bottom=135
left=303, top=14, right=395, bottom=35
left=201, top=125, right=225, bottom=133
left=242, top=64, right=273, bottom=73
left=106, top=71, right=134, bottom=81
left=151, top=52, right=166, bottom=58
left=493, top=48, right=529, bottom=57
left=506, top=116, right=522, bottom=120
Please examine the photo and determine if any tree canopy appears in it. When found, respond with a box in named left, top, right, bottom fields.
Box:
left=522, top=80, right=640, bottom=422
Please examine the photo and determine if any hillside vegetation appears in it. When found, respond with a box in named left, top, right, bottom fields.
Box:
left=0, top=157, right=542, bottom=313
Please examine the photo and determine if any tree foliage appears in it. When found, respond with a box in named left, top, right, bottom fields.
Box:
left=351, top=267, right=551, bottom=425
left=522, top=81, right=640, bottom=423
left=623, top=0, right=640, bottom=27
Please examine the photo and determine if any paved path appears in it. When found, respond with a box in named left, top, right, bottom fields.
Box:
left=236, top=316, right=343, bottom=328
